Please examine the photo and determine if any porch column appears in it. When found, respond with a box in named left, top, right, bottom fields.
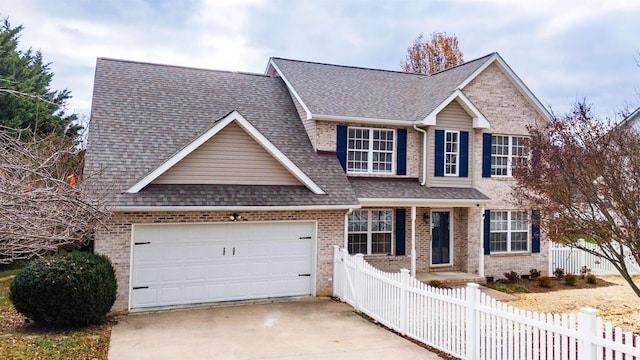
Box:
left=411, top=206, right=416, bottom=277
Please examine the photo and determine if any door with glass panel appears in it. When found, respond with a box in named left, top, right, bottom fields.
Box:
left=431, top=211, right=451, bottom=265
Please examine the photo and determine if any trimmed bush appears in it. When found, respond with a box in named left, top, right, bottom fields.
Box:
left=504, top=271, right=519, bottom=283
left=585, top=274, right=597, bottom=284
left=553, top=267, right=565, bottom=279
left=428, top=280, right=444, bottom=288
left=495, top=283, right=514, bottom=294
left=514, top=284, right=529, bottom=293
left=564, top=273, right=578, bottom=286
left=537, top=276, right=552, bottom=288
left=529, top=268, right=541, bottom=280
left=9, top=251, right=116, bottom=327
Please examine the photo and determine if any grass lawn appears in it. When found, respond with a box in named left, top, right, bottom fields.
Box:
left=0, top=275, right=112, bottom=360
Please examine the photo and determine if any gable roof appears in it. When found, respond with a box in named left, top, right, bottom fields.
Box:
left=267, top=52, right=551, bottom=125
left=126, top=111, right=324, bottom=194
left=621, top=107, right=640, bottom=130
left=85, top=58, right=358, bottom=209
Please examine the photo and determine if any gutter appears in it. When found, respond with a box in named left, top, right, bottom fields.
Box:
left=413, top=124, right=428, bottom=186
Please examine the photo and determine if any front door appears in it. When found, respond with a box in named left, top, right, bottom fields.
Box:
left=431, top=211, right=451, bottom=265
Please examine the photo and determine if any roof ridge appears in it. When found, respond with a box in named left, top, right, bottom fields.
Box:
left=97, top=57, right=271, bottom=78
left=428, top=52, right=496, bottom=76
left=270, top=57, right=429, bottom=77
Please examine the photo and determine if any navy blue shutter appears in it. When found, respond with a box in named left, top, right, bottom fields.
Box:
left=482, top=133, right=492, bottom=178
left=336, top=125, right=347, bottom=171
left=396, top=129, right=407, bottom=175
left=483, top=209, right=491, bottom=255
left=434, top=130, right=445, bottom=177
left=395, top=208, right=406, bottom=256
left=459, top=131, right=469, bottom=177
left=531, top=210, right=541, bottom=253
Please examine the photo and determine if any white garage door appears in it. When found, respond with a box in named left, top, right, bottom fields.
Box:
left=131, top=221, right=315, bottom=309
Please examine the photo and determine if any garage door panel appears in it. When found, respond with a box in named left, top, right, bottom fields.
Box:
left=131, top=222, right=315, bottom=309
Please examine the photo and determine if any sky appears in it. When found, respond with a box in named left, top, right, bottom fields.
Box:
left=3, top=0, right=640, bottom=122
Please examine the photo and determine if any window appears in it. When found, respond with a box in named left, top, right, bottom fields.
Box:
left=444, top=131, right=459, bottom=176
left=347, top=127, right=394, bottom=173
left=347, top=209, right=393, bottom=255
left=490, top=210, right=528, bottom=253
left=491, top=135, right=528, bottom=177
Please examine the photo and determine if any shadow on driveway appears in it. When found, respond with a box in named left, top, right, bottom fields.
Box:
left=108, top=298, right=440, bottom=359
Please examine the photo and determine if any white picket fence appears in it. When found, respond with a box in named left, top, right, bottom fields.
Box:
left=333, top=246, right=639, bottom=360
left=549, top=240, right=640, bottom=276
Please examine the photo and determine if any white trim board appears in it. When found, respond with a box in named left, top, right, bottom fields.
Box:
left=267, top=59, right=313, bottom=120
left=126, top=110, right=325, bottom=195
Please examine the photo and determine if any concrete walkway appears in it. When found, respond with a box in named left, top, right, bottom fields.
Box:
left=108, top=298, right=441, bottom=360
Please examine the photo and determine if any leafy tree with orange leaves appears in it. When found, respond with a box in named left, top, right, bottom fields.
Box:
left=401, top=32, right=464, bottom=75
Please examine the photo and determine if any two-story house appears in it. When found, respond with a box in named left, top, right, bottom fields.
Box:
left=86, top=53, right=551, bottom=312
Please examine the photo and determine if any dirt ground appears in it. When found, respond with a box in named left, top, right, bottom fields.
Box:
left=505, top=276, right=640, bottom=334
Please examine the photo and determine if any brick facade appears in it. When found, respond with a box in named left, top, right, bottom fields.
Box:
left=95, top=210, right=344, bottom=312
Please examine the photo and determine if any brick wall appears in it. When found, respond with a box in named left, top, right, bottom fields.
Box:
left=315, top=121, right=421, bottom=178
left=463, top=61, right=550, bottom=278
left=95, top=209, right=344, bottom=312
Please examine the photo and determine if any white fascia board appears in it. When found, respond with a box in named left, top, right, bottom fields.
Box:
left=458, top=53, right=552, bottom=122
left=312, top=114, right=413, bottom=127
left=358, top=197, right=491, bottom=208
left=126, top=110, right=326, bottom=195
left=268, top=59, right=314, bottom=120
left=419, top=89, right=490, bottom=129
left=114, top=204, right=360, bottom=212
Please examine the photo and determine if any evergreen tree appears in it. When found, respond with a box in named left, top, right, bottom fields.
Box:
left=0, top=17, right=79, bottom=138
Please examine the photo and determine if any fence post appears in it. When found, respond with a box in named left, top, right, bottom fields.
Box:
left=354, top=254, right=364, bottom=312
left=333, top=245, right=340, bottom=298
left=578, top=307, right=599, bottom=360
left=466, top=283, right=480, bottom=359
left=548, top=241, right=554, bottom=276
left=399, top=269, right=409, bottom=335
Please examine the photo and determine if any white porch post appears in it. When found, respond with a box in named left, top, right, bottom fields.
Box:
left=479, top=206, right=485, bottom=278
left=411, top=206, right=417, bottom=277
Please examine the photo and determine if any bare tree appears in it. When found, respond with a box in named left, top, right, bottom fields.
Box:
left=512, top=102, right=640, bottom=297
left=401, top=32, right=464, bottom=75
left=0, top=127, right=111, bottom=263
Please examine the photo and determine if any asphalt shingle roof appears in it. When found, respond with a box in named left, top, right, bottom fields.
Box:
left=270, top=54, right=493, bottom=121
left=85, top=58, right=358, bottom=208
left=349, top=178, right=490, bottom=201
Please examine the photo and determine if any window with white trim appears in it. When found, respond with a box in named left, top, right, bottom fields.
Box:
left=347, top=209, right=393, bottom=255
left=491, top=135, right=528, bottom=176
left=445, top=131, right=459, bottom=176
left=347, top=127, right=394, bottom=173
left=490, top=210, right=528, bottom=252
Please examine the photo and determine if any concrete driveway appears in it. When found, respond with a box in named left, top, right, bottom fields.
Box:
left=108, top=298, right=440, bottom=359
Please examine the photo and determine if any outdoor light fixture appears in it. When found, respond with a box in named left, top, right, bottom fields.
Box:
left=229, top=213, right=241, bottom=221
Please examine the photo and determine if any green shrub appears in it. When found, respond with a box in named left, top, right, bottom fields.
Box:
left=10, top=251, right=116, bottom=327
left=503, top=271, right=519, bottom=283
left=553, top=267, right=565, bottom=279
left=564, top=273, right=578, bottom=286
left=514, top=284, right=530, bottom=293
left=495, top=283, right=514, bottom=294
left=529, top=268, right=541, bottom=280
left=585, top=274, right=597, bottom=284
left=537, top=276, right=552, bottom=288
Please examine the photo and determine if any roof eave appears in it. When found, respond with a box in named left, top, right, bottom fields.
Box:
left=358, top=197, right=491, bottom=207
left=113, top=204, right=360, bottom=212
left=312, top=114, right=414, bottom=126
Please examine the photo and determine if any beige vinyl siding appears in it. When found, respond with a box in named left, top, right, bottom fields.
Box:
left=153, top=122, right=302, bottom=186
left=428, top=100, right=473, bottom=188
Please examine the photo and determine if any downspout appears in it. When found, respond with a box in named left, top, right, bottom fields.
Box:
left=413, top=124, right=428, bottom=186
